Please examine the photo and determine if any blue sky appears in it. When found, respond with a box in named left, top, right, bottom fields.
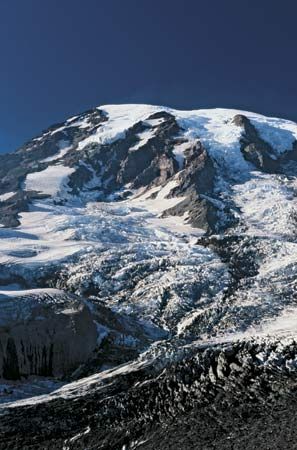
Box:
left=0, top=0, right=296, bottom=152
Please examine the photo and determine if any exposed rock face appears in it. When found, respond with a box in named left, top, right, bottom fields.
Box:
left=162, top=194, right=219, bottom=233
left=233, top=114, right=279, bottom=171
left=115, top=112, right=180, bottom=190
left=0, top=290, right=156, bottom=381
left=0, top=290, right=98, bottom=378
left=160, top=141, right=226, bottom=233
left=233, top=113, right=297, bottom=173
left=1, top=338, right=297, bottom=449
left=0, top=191, right=30, bottom=227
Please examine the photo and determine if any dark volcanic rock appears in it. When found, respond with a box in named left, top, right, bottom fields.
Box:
left=0, top=339, right=297, bottom=449
left=0, top=291, right=154, bottom=381
left=159, top=140, right=238, bottom=232
left=162, top=194, right=219, bottom=233
left=233, top=114, right=282, bottom=172
left=0, top=291, right=98, bottom=379
left=0, top=191, right=30, bottom=227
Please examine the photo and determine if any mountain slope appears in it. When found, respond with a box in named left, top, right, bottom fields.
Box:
left=1, top=104, right=297, bottom=448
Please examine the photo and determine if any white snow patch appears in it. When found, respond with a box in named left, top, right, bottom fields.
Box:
left=50, top=117, right=90, bottom=136
left=24, top=164, right=75, bottom=197
left=41, top=140, right=72, bottom=163
left=0, top=192, right=16, bottom=202
left=130, top=128, right=156, bottom=151
left=78, top=104, right=163, bottom=149
left=155, top=180, right=178, bottom=200
left=172, top=141, right=192, bottom=169
left=0, top=288, right=64, bottom=298
left=143, top=117, right=165, bottom=127
left=259, top=308, right=297, bottom=337
left=68, top=426, right=91, bottom=444
left=131, top=180, right=183, bottom=216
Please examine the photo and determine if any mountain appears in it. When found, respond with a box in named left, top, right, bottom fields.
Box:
left=1, top=104, right=297, bottom=449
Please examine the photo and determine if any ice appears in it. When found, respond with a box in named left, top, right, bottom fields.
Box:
left=0, top=188, right=227, bottom=331
left=208, top=305, right=297, bottom=344
left=0, top=377, right=64, bottom=405
left=173, top=107, right=297, bottom=162
left=0, top=205, right=87, bottom=270
left=232, top=171, right=295, bottom=238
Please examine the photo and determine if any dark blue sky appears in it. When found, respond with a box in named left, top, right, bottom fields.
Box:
left=0, top=0, right=296, bottom=152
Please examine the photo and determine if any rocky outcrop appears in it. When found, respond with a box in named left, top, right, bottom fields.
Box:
left=162, top=194, right=219, bottom=233
left=161, top=140, right=236, bottom=232
left=0, top=191, right=30, bottom=227
left=233, top=114, right=287, bottom=172
left=1, top=338, right=297, bottom=449
left=234, top=114, right=297, bottom=173
left=0, top=290, right=156, bottom=381
left=173, top=140, right=215, bottom=194
left=0, top=290, right=98, bottom=379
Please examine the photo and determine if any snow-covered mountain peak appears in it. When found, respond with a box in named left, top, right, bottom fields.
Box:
left=1, top=104, right=297, bottom=411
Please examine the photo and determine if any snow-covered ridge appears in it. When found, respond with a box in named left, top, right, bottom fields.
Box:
left=95, top=104, right=297, bottom=165
left=28, top=104, right=297, bottom=162
left=15, top=103, right=297, bottom=207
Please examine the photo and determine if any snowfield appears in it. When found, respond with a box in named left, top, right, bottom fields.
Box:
left=24, top=164, right=75, bottom=196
